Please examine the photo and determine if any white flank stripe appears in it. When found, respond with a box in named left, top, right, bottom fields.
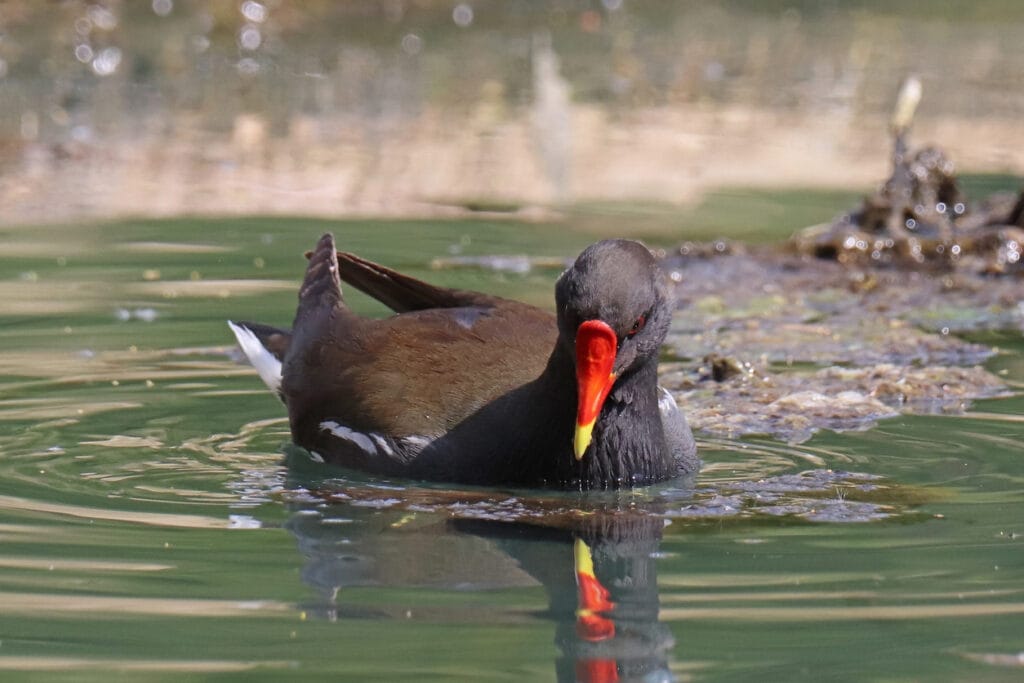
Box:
left=320, top=421, right=378, bottom=456
left=370, top=434, right=394, bottom=457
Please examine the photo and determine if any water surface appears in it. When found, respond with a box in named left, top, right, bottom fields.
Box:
left=0, top=216, right=1021, bottom=682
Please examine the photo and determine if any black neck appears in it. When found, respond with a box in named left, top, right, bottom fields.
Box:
left=532, top=346, right=676, bottom=489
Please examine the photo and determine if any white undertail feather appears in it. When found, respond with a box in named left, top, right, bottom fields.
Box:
left=228, top=321, right=283, bottom=396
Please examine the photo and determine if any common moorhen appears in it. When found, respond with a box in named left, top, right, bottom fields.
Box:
left=229, top=233, right=697, bottom=489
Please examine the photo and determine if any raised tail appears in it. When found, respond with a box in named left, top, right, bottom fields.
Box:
left=296, top=233, right=345, bottom=324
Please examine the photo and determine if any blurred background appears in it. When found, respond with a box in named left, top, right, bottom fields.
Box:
left=2, top=0, right=1023, bottom=226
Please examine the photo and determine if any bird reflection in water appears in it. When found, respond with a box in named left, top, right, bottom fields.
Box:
left=285, top=488, right=677, bottom=683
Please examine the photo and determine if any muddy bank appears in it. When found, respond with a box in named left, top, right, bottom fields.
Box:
left=658, top=245, right=1020, bottom=443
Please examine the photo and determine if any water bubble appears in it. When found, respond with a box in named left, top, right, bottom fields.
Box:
left=953, top=202, right=966, bottom=215
left=91, top=47, right=122, bottom=76
left=238, top=24, right=262, bottom=50
left=905, top=218, right=917, bottom=230
left=75, top=43, right=94, bottom=63
left=241, top=0, right=268, bottom=23
left=935, top=202, right=946, bottom=213
left=88, top=5, right=119, bottom=31
left=192, top=35, right=210, bottom=52
left=950, top=244, right=961, bottom=256
left=152, top=0, right=173, bottom=17
left=452, top=3, right=474, bottom=27
left=401, top=33, right=423, bottom=55
left=75, top=18, right=93, bottom=35
left=602, top=0, right=623, bottom=10
left=843, top=236, right=856, bottom=249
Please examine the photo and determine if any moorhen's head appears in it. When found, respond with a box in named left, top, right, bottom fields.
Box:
left=554, top=239, right=674, bottom=459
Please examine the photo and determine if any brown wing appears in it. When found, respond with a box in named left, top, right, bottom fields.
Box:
left=284, top=234, right=557, bottom=439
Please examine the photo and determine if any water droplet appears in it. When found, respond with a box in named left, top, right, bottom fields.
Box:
left=91, top=47, right=122, bottom=76
left=905, top=218, right=917, bottom=230
left=241, top=0, right=268, bottom=23
left=238, top=25, right=262, bottom=51
left=88, top=5, right=119, bottom=31
left=452, top=3, right=473, bottom=27
left=401, top=33, right=422, bottom=55
left=152, top=0, right=173, bottom=17
left=75, top=43, right=94, bottom=63
left=953, top=202, right=966, bottom=215
left=935, top=202, right=946, bottom=213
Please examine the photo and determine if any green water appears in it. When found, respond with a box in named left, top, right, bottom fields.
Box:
left=0, top=216, right=1022, bottom=682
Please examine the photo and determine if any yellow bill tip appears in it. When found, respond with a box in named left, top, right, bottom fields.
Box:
left=574, top=538, right=595, bottom=577
left=574, top=420, right=595, bottom=460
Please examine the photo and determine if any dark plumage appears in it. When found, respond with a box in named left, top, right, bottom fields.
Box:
left=230, top=233, right=697, bottom=489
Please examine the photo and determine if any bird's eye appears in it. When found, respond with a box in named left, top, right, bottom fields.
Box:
left=627, top=314, right=646, bottom=337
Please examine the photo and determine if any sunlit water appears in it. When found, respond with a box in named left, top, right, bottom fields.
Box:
left=0, top=217, right=1021, bottom=682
